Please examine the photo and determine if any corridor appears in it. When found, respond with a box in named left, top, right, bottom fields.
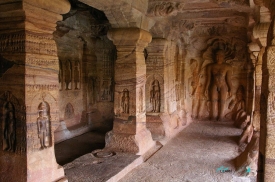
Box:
left=120, top=121, right=256, bottom=182
left=63, top=121, right=257, bottom=182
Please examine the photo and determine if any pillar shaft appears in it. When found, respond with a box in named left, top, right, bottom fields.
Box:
left=106, top=28, right=155, bottom=155
left=0, top=0, right=70, bottom=181
left=263, top=18, right=275, bottom=181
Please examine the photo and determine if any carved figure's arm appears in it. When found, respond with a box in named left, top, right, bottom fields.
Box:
left=204, top=65, right=211, bottom=96
left=226, top=65, right=233, bottom=97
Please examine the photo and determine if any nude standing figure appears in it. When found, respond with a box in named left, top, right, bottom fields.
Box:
left=204, top=50, right=233, bottom=121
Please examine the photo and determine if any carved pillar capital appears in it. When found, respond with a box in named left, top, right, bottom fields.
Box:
left=253, top=22, right=270, bottom=46
left=24, top=0, right=70, bottom=14
left=107, top=28, right=152, bottom=52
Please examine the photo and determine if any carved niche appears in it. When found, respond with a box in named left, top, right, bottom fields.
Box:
left=146, top=75, right=164, bottom=113
left=1, top=91, right=25, bottom=154
left=98, top=50, right=114, bottom=102
left=64, top=103, right=75, bottom=120
left=95, top=38, right=115, bottom=102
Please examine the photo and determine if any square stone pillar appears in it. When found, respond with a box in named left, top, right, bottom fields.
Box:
left=262, top=19, right=275, bottom=181
left=105, top=28, right=155, bottom=155
left=0, top=0, right=70, bottom=181
left=145, top=38, right=184, bottom=140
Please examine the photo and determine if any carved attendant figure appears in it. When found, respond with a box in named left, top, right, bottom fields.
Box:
left=190, top=59, right=204, bottom=119
left=205, top=50, right=233, bottom=121
left=3, top=102, right=16, bottom=152
left=150, top=79, right=161, bottom=112
left=226, top=85, right=246, bottom=121
left=37, top=101, right=51, bottom=149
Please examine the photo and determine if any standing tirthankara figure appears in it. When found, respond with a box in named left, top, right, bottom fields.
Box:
left=121, top=89, right=129, bottom=114
left=205, top=50, right=233, bottom=121
left=37, top=101, right=51, bottom=149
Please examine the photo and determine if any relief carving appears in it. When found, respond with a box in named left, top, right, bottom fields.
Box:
left=190, top=59, right=205, bottom=119
left=37, top=101, right=52, bottom=149
left=88, top=76, right=97, bottom=105
left=3, top=92, right=16, bottom=152
left=150, top=79, right=161, bottom=113
left=101, top=80, right=111, bottom=101
left=122, top=89, right=130, bottom=114
left=205, top=50, right=233, bottom=121
left=149, top=2, right=178, bottom=16
left=59, top=60, right=63, bottom=90
left=139, top=87, right=144, bottom=113
left=0, top=31, right=57, bottom=54
left=1, top=91, right=25, bottom=154
left=226, top=85, right=246, bottom=121
left=74, top=61, right=80, bottom=90
left=64, top=103, right=75, bottom=120
left=65, top=60, right=72, bottom=90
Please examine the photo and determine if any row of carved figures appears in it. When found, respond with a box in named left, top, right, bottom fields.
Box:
left=189, top=49, right=249, bottom=121
left=2, top=92, right=52, bottom=152
left=120, top=79, right=161, bottom=114
left=59, top=60, right=80, bottom=90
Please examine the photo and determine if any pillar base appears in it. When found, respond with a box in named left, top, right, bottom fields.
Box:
left=146, top=110, right=189, bottom=143
left=27, top=148, right=66, bottom=182
left=105, top=128, right=155, bottom=155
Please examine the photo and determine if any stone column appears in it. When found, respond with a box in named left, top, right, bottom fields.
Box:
left=263, top=18, right=275, bottom=181
left=248, top=42, right=261, bottom=131
left=0, top=0, right=70, bottom=181
left=105, top=28, right=155, bottom=155
left=145, top=39, right=184, bottom=140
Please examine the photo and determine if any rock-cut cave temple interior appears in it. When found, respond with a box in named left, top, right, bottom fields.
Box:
left=0, top=0, right=275, bottom=181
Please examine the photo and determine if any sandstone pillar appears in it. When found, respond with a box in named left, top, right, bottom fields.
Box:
left=0, top=0, right=70, bottom=181
left=145, top=39, right=185, bottom=140
left=105, top=28, right=155, bottom=155
left=263, top=18, right=275, bottom=181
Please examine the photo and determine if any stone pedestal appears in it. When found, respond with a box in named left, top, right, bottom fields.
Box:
left=0, top=0, right=70, bottom=181
left=106, top=28, right=155, bottom=155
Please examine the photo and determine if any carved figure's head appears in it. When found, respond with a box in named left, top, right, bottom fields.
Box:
left=215, top=50, right=225, bottom=64
left=38, top=101, right=50, bottom=117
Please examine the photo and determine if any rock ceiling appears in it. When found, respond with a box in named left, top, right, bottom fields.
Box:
left=75, top=0, right=263, bottom=41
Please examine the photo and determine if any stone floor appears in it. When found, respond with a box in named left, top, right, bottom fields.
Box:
left=55, top=121, right=257, bottom=182
left=120, top=121, right=256, bottom=182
